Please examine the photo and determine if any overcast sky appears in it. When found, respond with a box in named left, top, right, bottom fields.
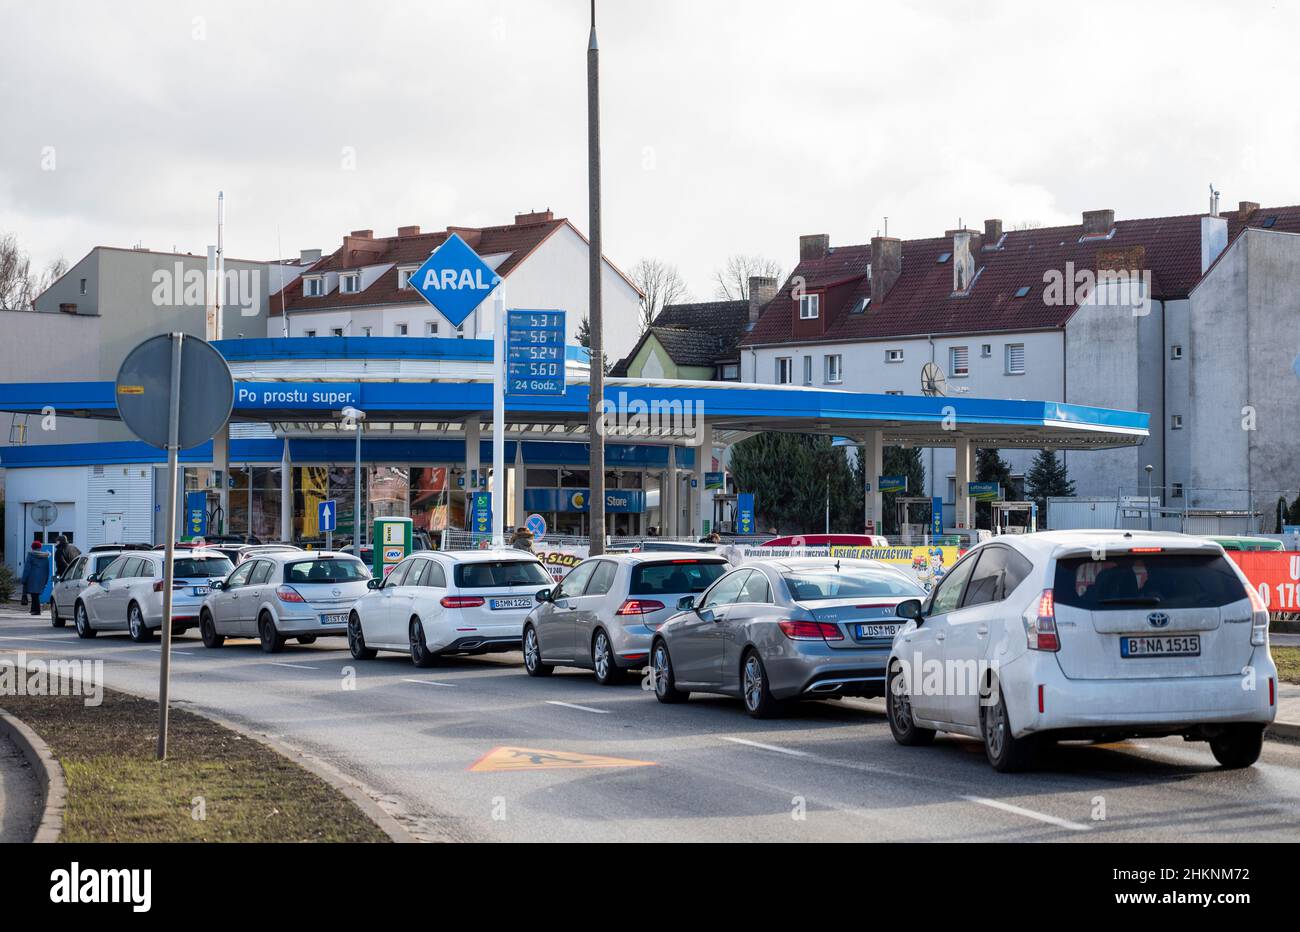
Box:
left=3, top=0, right=1298, bottom=309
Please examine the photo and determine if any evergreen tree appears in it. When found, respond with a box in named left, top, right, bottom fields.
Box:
left=1024, top=449, right=1077, bottom=523
left=729, top=432, right=857, bottom=534
left=974, top=448, right=1015, bottom=529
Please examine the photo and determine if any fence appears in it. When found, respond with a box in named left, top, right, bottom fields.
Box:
left=1047, top=487, right=1300, bottom=536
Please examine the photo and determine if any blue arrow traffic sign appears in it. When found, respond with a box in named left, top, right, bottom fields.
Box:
left=318, top=499, right=337, bottom=533
left=409, top=232, right=502, bottom=327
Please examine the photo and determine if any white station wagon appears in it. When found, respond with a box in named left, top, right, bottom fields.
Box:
left=347, top=549, right=552, bottom=666
left=886, top=531, right=1277, bottom=772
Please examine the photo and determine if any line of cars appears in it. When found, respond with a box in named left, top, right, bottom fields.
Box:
left=41, top=530, right=1279, bottom=773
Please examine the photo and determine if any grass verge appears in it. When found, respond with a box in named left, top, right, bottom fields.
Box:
left=3, top=681, right=388, bottom=842
left=1273, top=645, right=1300, bottom=686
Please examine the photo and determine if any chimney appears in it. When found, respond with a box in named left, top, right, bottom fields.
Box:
left=341, top=230, right=383, bottom=267
left=350, top=229, right=373, bottom=239
left=397, top=225, right=421, bottom=237
left=747, top=276, right=777, bottom=323
left=1201, top=215, right=1228, bottom=273
left=1081, top=209, right=1115, bottom=236
left=983, top=218, right=1003, bottom=247
left=514, top=209, right=554, bottom=225
left=799, top=234, right=830, bottom=261
left=299, top=248, right=322, bottom=264
left=951, top=231, right=976, bottom=293
left=870, top=236, right=902, bottom=301
left=1238, top=200, right=1260, bottom=216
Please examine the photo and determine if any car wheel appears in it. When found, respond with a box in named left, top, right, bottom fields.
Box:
left=522, top=624, right=553, bottom=677
left=651, top=640, right=688, bottom=704
left=258, top=613, right=286, bottom=654
left=981, top=686, right=1035, bottom=773
left=128, top=603, right=154, bottom=643
left=591, top=630, right=625, bottom=685
left=887, top=662, right=935, bottom=746
left=74, top=602, right=97, bottom=639
left=51, top=601, right=65, bottom=628
left=409, top=618, right=436, bottom=668
left=741, top=650, right=784, bottom=719
left=1209, top=723, right=1265, bottom=769
left=347, top=612, right=377, bottom=660
left=297, top=636, right=317, bottom=645
left=199, top=611, right=225, bottom=648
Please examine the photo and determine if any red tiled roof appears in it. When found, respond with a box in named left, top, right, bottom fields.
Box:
left=742, top=205, right=1300, bottom=347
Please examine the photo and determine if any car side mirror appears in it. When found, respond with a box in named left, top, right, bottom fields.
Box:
left=366, top=578, right=382, bottom=590
left=86, top=574, right=100, bottom=584
left=535, top=588, right=552, bottom=603
left=210, top=580, right=225, bottom=591
left=676, top=595, right=695, bottom=612
left=896, top=599, right=923, bottom=622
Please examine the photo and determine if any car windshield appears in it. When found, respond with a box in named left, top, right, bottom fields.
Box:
left=174, top=556, right=234, bottom=578
left=783, top=564, right=923, bottom=601
left=453, top=560, right=552, bottom=589
left=631, top=560, right=727, bottom=595
left=284, top=559, right=368, bottom=584
left=1054, top=553, right=1248, bottom=610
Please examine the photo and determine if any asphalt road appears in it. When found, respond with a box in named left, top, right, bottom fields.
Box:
left=2, top=606, right=1298, bottom=842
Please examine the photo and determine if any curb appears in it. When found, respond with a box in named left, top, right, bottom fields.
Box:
left=1267, top=720, right=1300, bottom=742
left=0, top=709, right=66, bottom=843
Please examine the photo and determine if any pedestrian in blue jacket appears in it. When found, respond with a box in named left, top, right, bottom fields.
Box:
left=21, top=541, right=50, bottom=616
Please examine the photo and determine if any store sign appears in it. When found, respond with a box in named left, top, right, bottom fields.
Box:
left=409, top=232, right=502, bottom=327
left=523, top=488, right=645, bottom=514
left=235, top=383, right=361, bottom=410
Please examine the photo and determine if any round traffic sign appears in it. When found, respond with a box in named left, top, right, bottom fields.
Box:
left=115, top=334, right=234, bottom=449
left=525, top=513, right=547, bottom=542
left=31, top=500, right=58, bottom=527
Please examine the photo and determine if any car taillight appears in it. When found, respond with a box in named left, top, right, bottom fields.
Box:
left=616, top=599, right=665, bottom=615
left=778, top=620, right=844, bottom=641
left=152, top=579, right=186, bottom=592
left=440, top=595, right=486, bottom=609
left=276, top=586, right=306, bottom=603
left=1026, top=589, right=1060, bottom=651
left=1247, top=584, right=1269, bottom=647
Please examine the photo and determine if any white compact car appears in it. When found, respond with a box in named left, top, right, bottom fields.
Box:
left=198, top=551, right=371, bottom=652
left=885, top=531, right=1277, bottom=772
left=347, top=549, right=552, bottom=666
left=50, top=548, right=147, bottom=628
left=74, top=550, right=235, bottom=641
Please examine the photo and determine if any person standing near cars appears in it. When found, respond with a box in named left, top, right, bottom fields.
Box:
left=509, top=527, right=535, bottom=553
left=21, top=540, right=50, bottom=616
left=55, top=535, right=80, bottom=578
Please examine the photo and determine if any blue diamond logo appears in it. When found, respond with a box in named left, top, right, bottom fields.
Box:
left=409, top=232, right=502, bottom=327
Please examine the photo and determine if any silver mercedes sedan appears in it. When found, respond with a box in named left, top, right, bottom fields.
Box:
left=650, top=557, right=926, bottom=718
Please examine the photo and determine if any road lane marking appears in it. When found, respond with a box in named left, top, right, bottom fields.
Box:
left=401, top=678, right=456, bottom=687
left=469, top=746, right=654, bottom=772
left=544, top=700, right=610, bottom=714
left=0, top=634, right=79, bottom=644
left=721, top=736, right=811, bottom=757
left=269, top=661, right=319, bottom=670
left=960, top=795, right=1092, bottom=832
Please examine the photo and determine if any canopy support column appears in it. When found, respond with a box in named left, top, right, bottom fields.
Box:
left=954, top=437, right=972, bottom=531
left=863, top=430, right=883, bottom=535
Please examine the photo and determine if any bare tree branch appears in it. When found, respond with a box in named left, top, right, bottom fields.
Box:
left=629, top=257, right=690, bottom=331
left=712, top=254, right=783, bottom=301
left=0, top=233, right=66, bottom=310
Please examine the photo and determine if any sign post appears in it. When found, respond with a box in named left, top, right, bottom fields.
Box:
left=319, top=499, right=337, bottom=551
left=115, top=333, right=233, bottom=760
left=410, top=233, right=504, bottom=545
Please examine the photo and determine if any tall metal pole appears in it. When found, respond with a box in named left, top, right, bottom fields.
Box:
left=586, top=0, right=606, bottom=556
left=157, top=333, right=183, bottom=760
left=492, top=284, right=507, bottom=547
left=356, top=419, right=364, bottom=546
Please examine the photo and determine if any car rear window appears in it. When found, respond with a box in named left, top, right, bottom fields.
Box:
left=174, top=557, right=234, bottom=578
left=784, top=565, right=924, bottom=601
left=1054, top=553, right=1248, bottom=610
left=284, top=558, right=368, bottom=584
left=630, top=560, right=727, bottom=595
left=454, top=560, right=552, bottom=589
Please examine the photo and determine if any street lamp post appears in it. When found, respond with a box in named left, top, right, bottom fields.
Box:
left=586, top=0, right=606, bottom=556
left=344, top=406, right=366, bottom=546
left=1145, top=464, right=1154, bottom=530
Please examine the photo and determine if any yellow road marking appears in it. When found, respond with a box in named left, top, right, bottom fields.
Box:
left=468, top=746, right=656, bottom=773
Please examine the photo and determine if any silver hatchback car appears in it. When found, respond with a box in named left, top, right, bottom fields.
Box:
left=650, top=557, right=927, bottom=717
left=523, top=553, right=729, bottom=684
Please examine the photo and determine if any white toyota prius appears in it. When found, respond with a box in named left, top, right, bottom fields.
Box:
left=885, top=531, right=1277, bottom=772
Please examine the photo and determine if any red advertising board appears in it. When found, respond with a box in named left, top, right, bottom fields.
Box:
left=1225, top=551, right=1300, bottom=614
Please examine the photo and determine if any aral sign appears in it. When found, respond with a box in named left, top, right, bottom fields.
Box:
left=410, top=232, right=502, bottom=327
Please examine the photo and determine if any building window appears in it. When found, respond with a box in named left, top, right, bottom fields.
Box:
left=331, top=327, right=344, bottom=337
left=425, top=321, right=439, bottom=336
left=719, top=363, right=739, bottom=381
left=398, top=268, right=417, bottom=289
left=79, top=278, right=87, bottom=295
left=456, top=324, right=467, bottom=339
left=361, top=326, right=372, bottom=337
left=776, top=357, right=793, bottom=384
left=885, top=390, right=904, bottom=396
left=798, top=293, right=820, bottom=320
left=1171, top=414, right=1183, bottom=430
left=886, top=348, right=904, bottom=363
left=1171, top=482, right=1184, bottom=498
left=304, top=277, right=323, bottom=297
left=341, top=273, right=360, bottom=294
left=304, top=329, right=317, bottom=337
left=802, top=356, right=813, bottom=385
left=825, top=354, right=843, bottom=383
left=950, top=346, right=969, bottom=377
left=980, top=344, right=992, bottom=358
left=1005, top=343, right=1025, bottom=375
left=395, top=323, right=408, bottom=336
left=1170, top=344, right=1183, bottom=360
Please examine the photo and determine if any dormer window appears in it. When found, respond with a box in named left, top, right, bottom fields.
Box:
left=398, top=268, right=417, bottom=289
left=304, top=276, right=323, bottom=297
left=798, top=293, right=820, bottom=320
left=340, top=273, right=360, bottom=294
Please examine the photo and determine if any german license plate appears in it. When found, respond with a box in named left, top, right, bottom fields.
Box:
left=490, top=597, right=532, bottom=610
left=856, top=623, right=902, bottom=639
left=192, top=586, right=209, bottom=596
left=1121, top=634, right=1201, bottom=658
left=320, top=612, right=348, bottom=626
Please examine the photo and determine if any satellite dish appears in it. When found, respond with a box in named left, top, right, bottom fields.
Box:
left=921, top=362, right=948, bottom=397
